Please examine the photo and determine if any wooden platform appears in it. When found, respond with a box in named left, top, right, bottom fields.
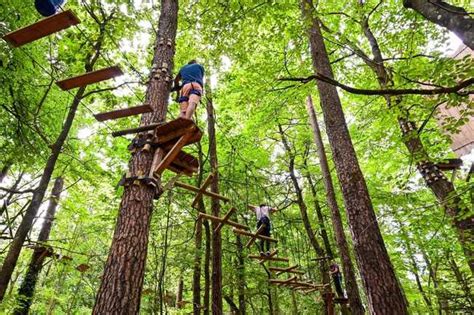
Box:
left=3, top=10, right=80, bottom=47
left=56, top=66, right=123, bottom=90
left=94, top=104, right=152, bottom=122
left=165, top=150, right=199, bottom=176
left=153, top=118, right=202, bottom=148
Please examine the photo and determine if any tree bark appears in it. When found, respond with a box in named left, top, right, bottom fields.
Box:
left=357, top=12, right=474, bottom=275
left=193, top=144, right=205, bottom=315
left=92, top=1, right=178, bottom=313
left=206, top=88, right=223, bottom=314
left=14, top=177, right=63, bottom=314
left=204, top=219, right=211, bottom=315
left=306, top=96, right=365, bottom=314
left=300, top=1, right=408, bottom=313
left=403, top=0, right=474, bottom=50
left=0, top=162, right=10, bottom=184
left=176, top=276, right=184, bottom=308
left=236, top=233, right=246, bottom=315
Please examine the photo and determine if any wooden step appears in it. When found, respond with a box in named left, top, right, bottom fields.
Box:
left=168, top=150, right=199, bottom=175
left=3, top=10, right=80, bottom=48
left=94, top=104, right=152, bottom=122
left=436, top=158, right=463, bottom=171
left=153, top=118, right=203, bottom=147
left=56, top=66, right=123, bottom=90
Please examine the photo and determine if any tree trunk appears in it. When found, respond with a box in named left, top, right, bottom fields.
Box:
left=206, top=88, right=223, bottom=315
left=403, top=0, right=474, bottom=50
left=92, top=1, right=178, bottom=313
left=193, top=144, right=205, bottom=315
left=236, top=233, right=246, bottom=315
left=204, top=219, right=211, bottom=315
left=300, top=1, right=408, bottom=313
left=176, top=276, right=184, bottom=308
left=306, top=96, right=365, bottom=314
left=278, top=124, right=331, bottom=313
left=358, top=13, right=474, bottom=274
left=14, top=177, right=63, bottom=314
left=0, top=162, right=10, bottom=184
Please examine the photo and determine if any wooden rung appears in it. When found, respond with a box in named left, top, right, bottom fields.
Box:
left=303, top=288, right=319, bottom=294
left=175, top=181, right=230, bottom=203
left=248, top=254, right=288, bottom=262
left=213, top=207, right=236, bottom=233
left=56, top=66, right=123, bottom=90
left=191, top=173, right=215, bottom=208
left=233, top=228, right=277, bottom=243
left=257, top=249, right=278, bottom=263
left=437, top=158, right=463, bottom=171
left=198, top=212, right=249, bottom=231
left=269, top=276, right=297, bottom=285
left=245, top=224, right=265, bottom=248
left=3, top=10, right=80, bottom=48
left=94, top=104, right=152, bottom=122
left=270, top=265, right=305, bottom=275
left=154, top=133, right=192, bottom=176
left=112, top=122, right=164, bottom=137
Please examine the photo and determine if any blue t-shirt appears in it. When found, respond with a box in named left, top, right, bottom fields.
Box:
left=179, top=63, right=204, bottom=87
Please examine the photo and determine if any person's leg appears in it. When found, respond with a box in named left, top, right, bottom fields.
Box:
left=334, top=275, right=344, bottom=297
left=264, top=218, right=271, bottom=254
left=178, top=84, right=191, bottom=118
left=185, top=84, right=202, bottom=119
left=257, top=220, right=264, bottom=254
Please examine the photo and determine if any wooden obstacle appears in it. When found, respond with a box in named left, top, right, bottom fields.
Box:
left=94, top=104, right=152, bottom=122
left=151, top=132, right=194, bottom=176
left=212, top=207, right=239, bottom=233
left=112, top=123, right=164, bottom=137
left=245, top=224, right=265, bottom=248
left=56, top=66, right=123, bottom=90
left=269, top=276, right=297, bottom=286
left=233, top=228, right=277, bottom=244
left=191, top=173, right=215, bottom=209
left=175, top=181, right=230, bottom=203
left=153, top=118, right=202, bottom=148
left=3, top=10, right=80, bottom=47
left=198, top=211, right=249, bottom=232
left=269, top=265, right=305, bottom=276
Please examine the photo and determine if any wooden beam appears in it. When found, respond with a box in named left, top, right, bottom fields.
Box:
left=437, top=158, right=463, bottom=171
left=257, top=249, right=279, bottom=263
left=198, top=212, right=249, bottom=231
left=191, top=173, right=215, bottom=209
left=112, top=123, right=164, bottom=137
left=175, top=181, right=230, bottom=203
left=269, top=276, right=297, bottom=285
left=248, top=254, right=288, bottom=263
left=56, top=66, right=123, bottom=90
left=94, top=104, right=152, bottom=122
left=233, top=228, right=277, bottom=243
left=154, top=133, right=192, bottom=176
left=270, top=265, right=305, bottom=276
left=3, top=10, right=80, bottom=47
left=245, top=224, right=265, bottom=248
left=213, top=207, right=236, bottom=233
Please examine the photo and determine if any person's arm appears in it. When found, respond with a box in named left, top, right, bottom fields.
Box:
left=247, top=205, right=257, bottom=212
left=270, top=207, right=278, bottom=213
left=172, top=72, right=181, bottom=91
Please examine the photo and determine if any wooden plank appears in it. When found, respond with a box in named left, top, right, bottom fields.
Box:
left=94, top=104, right=152, bottom=122
left=245, top=224, right=265, bottom=248
left=112, top=122, right=165, bottom=137
left=213, top=207, right=236, bottom=233
left=3, top=10, right=80, bottom=48
left=154, top=133, right=192, bottom=176
left=170, top=151, right=199, bottom=174
left=437, top=158, right=463, bottom=171
left=191, top=173, right=215, bottom=209
left=175, top=181, right=230, bottom=203
left=233, top=228, right=277, bottom=243
left=198, top=212, right=249, bottom=230
left=270, top=265, right=305, bottom=276
left=269, top=276, right=297, bottom=285
left=167, top=163, right=194, bottom=177
left=154, top=118, right=194, bottom=137
left=257, top=249, right=279, bottom=263
left=56, top=66, right=123, bottom=90
left=248, top=254, right=288, bottom=262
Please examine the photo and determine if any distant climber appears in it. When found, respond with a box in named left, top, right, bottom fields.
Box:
left=249, top=204, right=277, bottom=256
left=173, top=60, right=205, bottom=120
left=35, top=0, right=65, bottom=17
left=330, top=263, right=345, bottom=298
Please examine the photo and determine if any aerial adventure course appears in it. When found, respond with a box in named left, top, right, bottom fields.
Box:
left=0, top=0, right=473, bottom=314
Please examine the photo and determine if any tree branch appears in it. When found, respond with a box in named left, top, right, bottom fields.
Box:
left=278, top=73, right=474, bottom=96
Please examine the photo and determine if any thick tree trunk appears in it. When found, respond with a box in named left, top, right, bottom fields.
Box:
left=278, top=124, right=331, bottom=314
left=0, top=88, right=87, bottom=302
left=92, top=1, right=178, bottom=313
left=14, top=177, right=63, bottom=314
left=206, top=89, right=223, bottom=314
left=403, top=0, right=474, bottom=50
left=306, top=96, right=365, bottom=314
left=358, top=14, right=474, bottom=274
left=300, top=1, right=408, bottom=313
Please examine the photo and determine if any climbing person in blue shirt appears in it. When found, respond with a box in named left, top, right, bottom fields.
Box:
left=173, top=60, right=205, bottom=120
